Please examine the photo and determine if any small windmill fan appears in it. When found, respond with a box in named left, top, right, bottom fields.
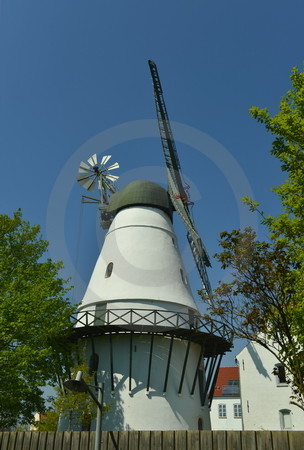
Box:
left=77, top=153, right=119, bottom=204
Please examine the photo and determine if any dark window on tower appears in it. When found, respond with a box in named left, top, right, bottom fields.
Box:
left=180, top=268, right=188, bottom=285
left=273, top=364, right=287, bottom=384
left=105, top=262, right=113, bottom=278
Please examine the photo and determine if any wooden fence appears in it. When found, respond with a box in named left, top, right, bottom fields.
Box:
left=0, top=430, right=304, bottom=450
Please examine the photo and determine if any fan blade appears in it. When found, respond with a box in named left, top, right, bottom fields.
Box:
left=87, top=154, right=97, bottom=166
left=82, top=177, right=96, bottom=192
left=105, top=174, right=119, bottom=181
left=103, top=177, right=117, bottom=194
left=101, top=155, right=111, bottom=166
left=106, top=162, right=119, bottom=171
left=77, top=173, right=92, bottom=182
left=78, top=161, right=92, bottom=173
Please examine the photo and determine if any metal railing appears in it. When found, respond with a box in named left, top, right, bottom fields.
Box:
left=72, top=308, right=232, bottom=343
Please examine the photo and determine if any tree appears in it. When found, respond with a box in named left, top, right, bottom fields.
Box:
left=35, top=363, right=111, bottom=431
left=200, top=67, right=304, bottom=410
left=0, top=211, right=75, bottom=429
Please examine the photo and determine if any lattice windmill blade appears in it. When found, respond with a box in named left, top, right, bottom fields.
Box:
left=101, top=155, right=112, bottom=166
left=105, top=174, right=119, bottom=182
left=105, top=162, right=120, bottom=171
left=148, top=59, right=212, bottom=298
left=78, top=161, right=91, bottom=173
left=87, top=154, right=98, bottom=166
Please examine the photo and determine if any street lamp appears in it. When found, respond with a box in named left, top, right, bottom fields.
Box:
left=63, top=371, right=104, bottom=450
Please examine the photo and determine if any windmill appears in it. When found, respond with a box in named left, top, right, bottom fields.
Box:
left=70, top=61, right=232, bottom=431
left=77, top=153, right=119, bottom=228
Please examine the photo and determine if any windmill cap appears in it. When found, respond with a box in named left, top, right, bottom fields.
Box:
left=107, top=180, right=172, bottom=218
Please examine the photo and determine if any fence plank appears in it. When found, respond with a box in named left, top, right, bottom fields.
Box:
left=100, top=430, right=109, bottom=450
left=241, top=431, right=256, bottom=450
left=54, top=432, right=64, bottom=450
left=288, top=431, right=304, bottom=450
left=88, top=431, right=96, bottom=450
left=14, top=432, right=25, bottom=450
left=7, top=432, right=16, bottom=450
left=200, top=430, right=213, bottom=449
left=162, top=430, right=174, bottom=450
left=38, top=432, right=48, bottom=450
left=29, top=432, right=39, bottom=450
left=256, top=431, right=273, bottom=450
left=175, top=431, right=187, bottom=450
left=45, top=431, right=55, bottom=450
left=118, top=431, right=129, bottom=450
left=213, top=430, right=226, bottom=450
left=21, top=432, right=32, bottom=450
left=139, top=431, right=150, bottom=450
left=79, top=431, right=90, bottom=450
left=70, top=432, right=82, bottom=450
left=151, top=431, right=162, bottom=450
left=129, top=431, right=139, bottom=450
left=187, top=431, right=200, bottom=450
left=61, top=431, right=72, bottom=450
left=108, top=431, right=119, bottom=450
left=227, top=431, right=241, bottom=450
left=271, top=431, right=289, bottom=450
left=1, top=432, right=10, bottom=450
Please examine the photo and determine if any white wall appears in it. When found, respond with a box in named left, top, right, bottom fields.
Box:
left=236, top=342, right=304, bottom=430
left=90, top=334, right=211, bottom=431
left=210, top=398, right=242, bottom=430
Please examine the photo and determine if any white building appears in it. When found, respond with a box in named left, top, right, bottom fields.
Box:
left=236, top=342, right=304, bottom=430
left=210, top=367, right=242, bottom=430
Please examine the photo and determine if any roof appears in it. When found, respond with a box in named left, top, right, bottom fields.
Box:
left=213, top=366, right=240, bottom=397
left=107, top=180, right=172, bottom=218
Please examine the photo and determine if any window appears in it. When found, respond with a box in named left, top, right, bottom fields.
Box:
left=222, top=379, right=240, bottom=396
left=218, top=404, right=227, bottom=418
left=280, top=409, right=292, bottom=430
left=273, top=364, right=287, bottom=384
left=105, top=262, right=113, bottom=278
left=180, top=268, right=188, bottom=285
left=233, top=404, right=242, bottom=418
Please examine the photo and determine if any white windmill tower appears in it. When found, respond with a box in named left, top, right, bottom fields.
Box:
left=72, top=61, right=231, bottom=431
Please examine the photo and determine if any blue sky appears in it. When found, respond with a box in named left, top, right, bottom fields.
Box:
left=1, top=0, right=303, bottom=363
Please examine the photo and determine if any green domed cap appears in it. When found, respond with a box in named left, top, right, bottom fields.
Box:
left=107, top=180, right=172, bottom=218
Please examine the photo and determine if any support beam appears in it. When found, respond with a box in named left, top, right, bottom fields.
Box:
left=178, top=340, right=191, bottom=394
left=146, top=333, right=154, bottom=391
left=129, top=332, right=133, bottom=392
left=190, top=344, right=205, bottom=396
left=163, top=336, right=174, bottom=393
left=208, top=354, right=223, bottom=408
left=109, top=333, right=114, bottom=392
left=201, top=354, right=218, bottom=406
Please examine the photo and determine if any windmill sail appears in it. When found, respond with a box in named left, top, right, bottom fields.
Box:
left=148, top=60, right=212, bottom=298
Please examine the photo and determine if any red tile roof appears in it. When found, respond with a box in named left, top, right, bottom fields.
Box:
left=213, top=366, right=239, bottom=397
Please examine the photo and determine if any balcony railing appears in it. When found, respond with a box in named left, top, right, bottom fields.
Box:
left=71, top=308, right=233, bottom=350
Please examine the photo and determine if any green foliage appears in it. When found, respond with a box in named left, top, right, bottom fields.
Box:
left=0, top=211, right=75, bottom=429
left=34, top=411, right=59, bottom=432
left=36, top=363, right=111, bottom=431
left=201, top=67, right=304, bottom=411
left=54, top=363, right=98, bottom=430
